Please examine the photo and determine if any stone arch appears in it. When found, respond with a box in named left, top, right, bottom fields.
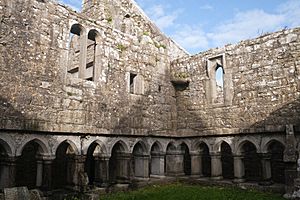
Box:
left=180, top=142, right=191, bottom=176
left=85, top=140, right=107, bottom=185
left=109, top=141, right=130, bottom=183
left=0, top=138, right=13, bottom=156
left=16, top=138, right=50, bottom=157
left=83, top=139, right=107, bottom=155
left=238, top=140, right=261, bottom=181
left=52, top=140, right=79, bottom=189
left=235, top=139, right=260, bottom=155
left=220, top=141, right=234, bottom=179
left=191, top=140, right=212, bottom=152
left=53, top=139, right=80, bottom=156
left=266, top=140, right=285, bottom=184
left=132, top=141, right=149, bottom=178
left=16, top=139, right=49, bottom=189
left=85, top=29, right=101, bottom=81
left=109, top=140, right=129, bottom=155
left=261, top=138, right=285, bottom=153
left=68, top=23, right=87, bottom=79
left=213, top=139, right=233, bottom=153
left=150, top=141, right=165, bottom=176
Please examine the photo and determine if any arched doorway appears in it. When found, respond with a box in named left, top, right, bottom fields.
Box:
left=0, top=140, right=12, bottom=190
left=109, top=141, right=129, bottom=183
left=52, top=141, right=77, bottom=189
left=150, top=142, right=164, bottom=177
left=241, top=141, right=261, bottom=182
left=268, top=141, right=285, bottom=183
left=132, top=142, right=149, bottom=179
left=200, top=143, right=211, bottom=177
left=180, top=143, right=191, bottom=176
left=221, top=142, right=234, bottom=179
left=16, top=140, right=45, bottom=189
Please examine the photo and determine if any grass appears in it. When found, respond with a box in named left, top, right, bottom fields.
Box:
left=100, top=183, right=285, bottom=200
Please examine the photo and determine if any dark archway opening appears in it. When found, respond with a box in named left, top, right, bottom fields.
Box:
left=52, top=141, right=75, bottom=189
left=242, top=142, right=261, bottom=182
left=268, top=141, right=285, bottom=184
left=200, top=143, right=211, bottom=177
left=16, top=141, right=41, bottom=189
left=221, top=142, right=234, bottom=179
left=109, top=142, right=128, bottom=184
left=180, top=143, right=191, bottom=176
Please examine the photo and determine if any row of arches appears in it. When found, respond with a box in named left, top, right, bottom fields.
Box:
left=0, top=138, right=286, bottom=191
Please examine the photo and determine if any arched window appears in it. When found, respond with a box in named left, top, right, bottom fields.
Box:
left=68, top=24, right=85, bottom=79
left=86, top=30, right=100, bottom=81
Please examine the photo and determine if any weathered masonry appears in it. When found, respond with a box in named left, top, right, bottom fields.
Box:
left=1, top=0, right=300, bottom=198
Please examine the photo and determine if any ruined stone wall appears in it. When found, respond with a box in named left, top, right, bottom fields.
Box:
left=171, top=28, right=300, bottom=136
left=0, top=0, right=180, bottom=136
left=81, top=0, right=188, bottom=60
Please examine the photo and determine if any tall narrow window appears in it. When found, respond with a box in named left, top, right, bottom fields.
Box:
left=130, top=73, right=137, bottom=94
left=86, top=30, right=98, bottom=81
left=68, top=24, right=84, bottom=79
left=207, top=55, right=225, bottom=104
left=215, top=65, right=224, bottom=104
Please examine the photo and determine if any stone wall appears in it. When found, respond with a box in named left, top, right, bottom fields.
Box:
left=171, top=28, right=300, bottom=136
left=0, top=0, right=185, bottom=136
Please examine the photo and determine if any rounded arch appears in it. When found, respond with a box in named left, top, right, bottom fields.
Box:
left=53, top=139, right=80, bottom=155
left=166, top=141, right=177, bottom=152
left=150, top=141, right=163, bottom=154
left=235, top=139, right=259, bottom=155
left=70, top=23, right=86, bottom=35
left=213, top=139, right=233, bottom=153
left=109, top=140, right=129, bottom=155
left=191, top=140, right=211, bottom=153
left=16, top=138, right=50, bottom=157
left=0, top=138, right=13, bottom=156
left=83, top=139, right=107, bottom=155
left=261, top=138, right=285, bottom=153
left=88, top=29, right=101, bottom=43
left=132, top=141, right=148, bottom=155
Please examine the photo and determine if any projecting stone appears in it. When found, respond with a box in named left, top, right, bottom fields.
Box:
left=4, top=187, right=30, bottom=200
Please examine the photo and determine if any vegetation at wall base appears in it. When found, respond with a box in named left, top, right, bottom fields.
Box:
left=100, top=183, right=284, bottom=200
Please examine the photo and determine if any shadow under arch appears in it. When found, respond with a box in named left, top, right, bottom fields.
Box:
left=109, top=141, right=130, bottom=184
left=150, top=141, right=165, bottom=176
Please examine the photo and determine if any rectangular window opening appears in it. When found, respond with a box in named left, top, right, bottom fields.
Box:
left=130, top=73, right=137, bottom=94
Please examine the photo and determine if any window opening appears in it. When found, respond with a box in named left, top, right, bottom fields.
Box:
left=130, top=73, right=137, bottom=94
left=215, top=65, right=224, bottom=104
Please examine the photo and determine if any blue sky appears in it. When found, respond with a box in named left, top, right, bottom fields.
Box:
left=61, top=0, right=300, bottom=54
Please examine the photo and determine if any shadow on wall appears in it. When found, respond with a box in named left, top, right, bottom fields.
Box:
left=174, top=87, right=300, bottom=135
left=249, top=98, right=300, bottom=132
left=0, top=96, right=40, bottom=131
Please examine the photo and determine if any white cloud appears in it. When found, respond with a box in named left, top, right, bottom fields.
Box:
left=145, top=5, right=182, bottom=30
left=207, top=9, right=285, bottom=48
left=278, top=0, right=300, bottom=27
left=171, top=25, right=209, bottom=53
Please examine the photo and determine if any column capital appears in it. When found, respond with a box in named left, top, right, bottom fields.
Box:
left=259, top=153, right=272, bottom=160
left=210, top=152, right=221, bottom=157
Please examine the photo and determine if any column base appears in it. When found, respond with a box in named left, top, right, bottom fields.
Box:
left=232, top=178, right=245, bottom=183
left=259, top=180, right=273, bottom=186
left=211, top=176, right=223, bottom=180
left=150, top=174, right=166, bottom=179
left=190, top=174, right=204, bottom=179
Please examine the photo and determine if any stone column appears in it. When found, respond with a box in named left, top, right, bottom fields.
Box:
left=0, top=156, right=16, bottom=189
left=190, top=151, right=203, bottom=178
left=166, top=150, right=185, bottom=177
left=93, top=40, right=103, bottom=82
left=117, top=153, right=131, bottom=183
left=42, top=156, right=54, bottom=191
left=36, top=159, right=43, bottom=187
left=134, top=155, right=149, bottom=179
left=210, top=152, right=222, bottom=180
left=233, top=154, right=245, bottom=183
left=94, top=156, right=110, bottom=187
left=259, top=153, right=272, bottom=185
left=150, top=152, right=165, bottom=178
left=79, top=32, right=87, bottom=79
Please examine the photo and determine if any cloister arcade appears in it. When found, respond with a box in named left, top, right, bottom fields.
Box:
left=0, top=133, right=288, bottom=191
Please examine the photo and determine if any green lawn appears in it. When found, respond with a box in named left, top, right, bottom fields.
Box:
left=101, top=183, right=285, bottom=200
